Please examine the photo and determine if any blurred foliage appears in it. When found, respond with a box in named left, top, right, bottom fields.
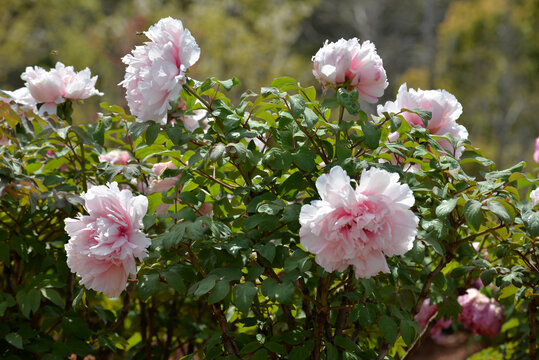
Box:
left=0, top=0, right=537, bottom=166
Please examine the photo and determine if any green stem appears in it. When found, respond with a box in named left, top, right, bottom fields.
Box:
left=183, top=82, right=212, bottom=111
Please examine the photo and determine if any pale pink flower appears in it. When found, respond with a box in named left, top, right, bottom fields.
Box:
left=98, top=150, right=131, bottom=165
left=148, top=161, right=180, bottom=194
left=312, top=38, right=388, bottom=103
left=64, top=182, right=150, bottom=297
left=183, top=109, right=210, bottom=132
left=378, top=83, right=468, bottom=158
left=120, top=17, right=200, bottom=124
left=534, top=137, right=539, bottom=163
left=457, top=288, right=503, bottom=338
left=20, top=62, right=102, bottom=116
left=530, top=188, right=539, bottom=207
left=415, top=299, right=452, bottom=339
left=2, top=87, right=37, bottom=111
left=54, top=62, right=103, bottom=100
left=299, top=166, right=418, bottom=278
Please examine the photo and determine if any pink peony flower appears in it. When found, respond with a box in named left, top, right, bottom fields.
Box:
left=415, top=299, right=452, bottom=339
left=378, top=83, right=468, bottom=159
left=98, top=150, right=131, bottom=165
left=183, top=109, right=210, bottom=132
left=2, top=87, right=38, bottom=111
left=148, top=161, right=180, bottom=194
left=312, top=38, right=388, bottom=103
left=20, top=62, right=102, bottom=116
left=534, top=137, right=539, bottom=163
left=64, top=182, right=150, bottom=297
left=457, top=288, right=503, bottom=338
left=120, top=17, right=200, bottom=124
left=54, top=62, right=103, bottom=100
left=530, top=188, right=539, bottom=207
left=299, top=166, right=418, bottom=278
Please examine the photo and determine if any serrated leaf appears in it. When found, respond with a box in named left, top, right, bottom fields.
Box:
left=464, top=199, right=483, bottom=230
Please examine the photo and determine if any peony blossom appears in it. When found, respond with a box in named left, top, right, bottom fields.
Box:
left=98, top=150, right=131, bottom=165
left=312, top=38, right=388, bottom=103
left=531, top=188, right=539, bottom=207
left=457, top=288, right=503, bottom=338
left=299, top=166, right=418, bottom=278
left=2, top=87, right=38, bottom=111
left=378, top=83, right=468, bottom=159
left=20, top=62, right=102, bottom=116
left=53, top=62, right=103, bottom=100
left=120, top=17, right=200, bottom=124
left=148, top=161, right=180, bottom=194
left=183, top=109, right=210, bottom=132
left=415, top=299, right=452, bottom=339
left=64, top=182, right=150, bottom=297
left=534, top=137, right=539, bottom=163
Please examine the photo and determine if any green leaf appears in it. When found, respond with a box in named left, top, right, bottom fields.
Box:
left=271, top=76, right=297, bottom=89
left=194, top=276, right=217, bottom=297
left=208, top=280, right=230, bottom=304
left=145, top=122, right=160, bottom=145
left=129, top=121, right=150, bottom=139
left=254, top=243, right=276, bottom=262
left=265, top=341, right=286, bottom=355
left=209, top=143, right=226, bottom=162
left=389, top=114, right=402, bottom=132
left=233, top=282, right=258, bottom=313
left=451, top=266, right=475, bottom=278
left=523, top=210, right=539, bottom=237
left=164, top=267, right=186, bottom=294
left=400, top=319, right=417, bottom=346
left=5, top=332, right=23, bottom=349
left=361, top=121, right=381, bottom=149
left=464, top=199, right=483, bottom=230
left=289, top=94, right=306, bottom=118
left=292, top=147, right=316, bottom=171
left=41, top=288, right=64, bottom=308
left=379, top=315, right=398, bottom=343
left=336, top=88, right=360, bottom=115
left=486, top=200, right=511, bottom=223
left=435, top=198, right=458, bottom=218
left=481, top=268, right=497, bottom=286
left=326, top=343, right=339, bottom=359
left=303, top=108, right=318, bottom=128
left=334, top=335, right=360, bottom=353
left=406, top=108, right=432, bottom=127
left=138, top=273, right=160, bottom=300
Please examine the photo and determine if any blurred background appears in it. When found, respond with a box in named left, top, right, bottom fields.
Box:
left=1, top=0, right=537, bottom=168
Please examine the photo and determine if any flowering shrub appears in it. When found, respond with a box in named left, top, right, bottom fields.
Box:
left=0, top=17, right=538, bottom=360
